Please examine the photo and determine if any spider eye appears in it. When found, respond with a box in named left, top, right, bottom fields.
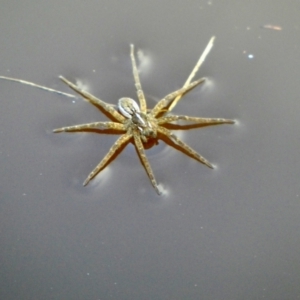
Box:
left=118, top=97, right=140, bottom=118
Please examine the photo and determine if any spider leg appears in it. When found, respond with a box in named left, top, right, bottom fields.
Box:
left=0, top=76, right=76, bottom=98
left=53, top=122, right=126, bottom=133
left=59, top=76, right=126, bottom=123
left=132, top=132, right=161, bottom=195
left=158, top=115, right=235, bottom=126
left=130, top=44, right=147, bottom=113
left=150, top=78, right=205, bottom=117
left=83, top=132, right=132, bottom=186
left=168, top=36, right=215, bottom=112
left=157, top=126, right=213, bottom=169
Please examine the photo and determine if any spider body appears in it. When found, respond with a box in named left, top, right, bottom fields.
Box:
left=52, top=44, right=234, bottom=194
left=119, top=98, right=157, bottom=142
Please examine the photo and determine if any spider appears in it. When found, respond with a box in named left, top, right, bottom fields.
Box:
left=49, top=43, right=234, bottom=194
left=0, top=38, right=234, bottom=194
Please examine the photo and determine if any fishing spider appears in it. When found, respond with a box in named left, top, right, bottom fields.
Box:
left=0, top=38, right=234, bottom=194
left=52, top=43, right=234, bottom=194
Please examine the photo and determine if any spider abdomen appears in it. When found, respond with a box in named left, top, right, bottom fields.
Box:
left=133, top=113, right=157, bottom=140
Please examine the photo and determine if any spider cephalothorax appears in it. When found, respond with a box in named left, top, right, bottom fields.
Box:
left=119, top=97, right=157, bottom=142
left=51, top=43, right=234, bottom=194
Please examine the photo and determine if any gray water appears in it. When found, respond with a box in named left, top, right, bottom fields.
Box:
left=1, top=1, right=300, bottom=299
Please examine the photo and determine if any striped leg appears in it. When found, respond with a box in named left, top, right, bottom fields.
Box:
left=130, top=44, right=147, bottom=113
left=158, top=115, right=235, bottom=126
left=83, top=133, right=132, bottom=186
left=157, top=126, right=213, bottom=169
left=133, top=132, right=161, bottom=195
left=59, top=76, right=126, bottom=122
left=53, top=121, right=126, bottom=133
